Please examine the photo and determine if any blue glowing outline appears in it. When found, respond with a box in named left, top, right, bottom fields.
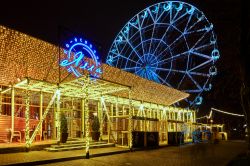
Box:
left=60, top=37, right=102, bottom=78
left=106, top=1, right=220, bottom=107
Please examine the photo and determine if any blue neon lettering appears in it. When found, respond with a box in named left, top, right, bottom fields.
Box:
left=60, top=37, right=102, bottom=78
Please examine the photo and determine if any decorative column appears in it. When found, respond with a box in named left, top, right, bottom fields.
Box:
left=169, top=109, right=171, bottom=120
left=11, top=87, right=15, bottom=141
left=39, top=92, right=43, bottom=140
left=70, top=99, right=73, bottom=138
left=128, top=90, right=133, bottom=150
left=84, top=97, right=90, bottom=158
left=56, top=89, right=61, bottom=142
left=53, top=100, right=57, bottom=140
left=182, top=111, right=185, bottom=122
left=98, top=100, right=103, bottom=141
left=193, top=111, right=196, bottom=123
left=81, top=99, right=85, bottom=137
left=109, top=103, right=113, bottom=140
left=157, top=105, right=160, bottom=141
left=25, top=90, right=30, bottom=150
left=122, top=105, right=125, bottom=131
left=115, top=97, right=119, bottom=141
left=84, top=75, right=90, bottom=159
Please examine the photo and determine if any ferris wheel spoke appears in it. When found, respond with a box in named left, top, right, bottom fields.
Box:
left=122, top=66, right=141, bottom=71
left=139, top=9, right=148, bottom=27
left=187, top=72, right=202, bottom=90
left=148, top=20, right=159, bottom=55
left=152, top=67, right=187, bottom=75
left=147, top=5, right=162, bottom=55
left=114, top=41, right=123, bottom=55
left=149, top=53, right=158, bottom=63
left=128, top=19, right=140, bottom=30
left=147, top=70, right=156, bottom=81
left=172, top=11, right=188, bottom=26
left=148, top=8, right=156, bottom=22
left=168, top=33, right=184, bottom=48
left=185, top=27, right=209, bottom=35
left=136, top=16, right=147, bottom=59
left=190, top=51, right=211, bottom=59
left=184, top=10, right=195, bottom=32
left=186, top=16, right=205, bottom=32
left=151, top=72, right=172, bottom=87
left=117, top=53, right=142, bottom=66
left=177, top=73, right=187, bottom=89
left=184, top=89, right=202, bottom=93
left=155, top=7, right=169, bottom=23
left=189, top=71, right=210, bottom=77
left=190, top=31, right=209, bottom=50
left=169, top=3, right=173, bottom=24
left=157, top=33, right=184, bottom=57
left=120, top=31, right=144, bottom=63
left=151, top=50, right=189, bottom=66
left=189, top=59, right=212, bottom=72
left=171, top=8, right=181, bottom=24
left=193, top=43, right=213, bottom=51
left=135, top=67, right=144, bottom=75
left=151, top=25, right=172, bottom=56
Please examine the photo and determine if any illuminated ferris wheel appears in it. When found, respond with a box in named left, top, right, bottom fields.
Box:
left=106, top=1, right=220, bottom=107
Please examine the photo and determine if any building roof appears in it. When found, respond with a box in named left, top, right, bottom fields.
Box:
left=0, top=25, right=189, bottom=106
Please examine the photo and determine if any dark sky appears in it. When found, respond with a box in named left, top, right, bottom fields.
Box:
left=1, top=0, right=239, bottom=55
left=0, top=0, right=244, bottom=122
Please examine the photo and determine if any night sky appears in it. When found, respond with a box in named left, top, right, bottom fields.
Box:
left=0, top=0, right=245, bottom=126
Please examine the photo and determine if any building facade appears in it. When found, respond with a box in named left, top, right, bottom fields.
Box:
left=0, top=26, right=197, bottom=151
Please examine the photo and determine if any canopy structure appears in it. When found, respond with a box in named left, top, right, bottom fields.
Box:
left=0, top=25, right=189, bottom=107
left=0, top=25, right=195, bottom=150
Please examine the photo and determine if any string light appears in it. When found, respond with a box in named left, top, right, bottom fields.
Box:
left=0, top=25, right=197, bottom=148
left=196, top=107, right=244, bottom=120
left=211, top=107, right=244, bottom=117
left=0, top=25, right=189, bottom=107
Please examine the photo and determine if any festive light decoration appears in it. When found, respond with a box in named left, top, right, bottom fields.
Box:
left=106, top=1, right=220, bottom=107
left=84, top=75, right=90, bottom=158
left=128, top=90, right=133, bottom=149
left=56, top=90, right=61, bottom=142
left=25, top=90, right=30, bottom=149
left=211, top=107, right=244, bottom=117
left=196, top=107, right=244, bottom=120
left=28, top=89, right=59, bottom=146
left=0, top=25, right=197, bottom=149
left=60, top=38, right=102, bottom=78
left=0, top=25, right=188, bottom=107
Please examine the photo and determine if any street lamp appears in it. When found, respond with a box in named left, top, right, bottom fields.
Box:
left=210, top=119, right=213, bottom=133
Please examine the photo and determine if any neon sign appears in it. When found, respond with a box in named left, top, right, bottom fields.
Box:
left=60, top=37, right=102, bottom=77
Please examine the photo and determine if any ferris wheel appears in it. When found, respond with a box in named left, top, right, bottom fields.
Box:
left=106, top=1, right=220, bottom=107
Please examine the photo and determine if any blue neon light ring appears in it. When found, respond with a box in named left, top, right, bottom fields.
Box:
left=60, top=38, right=101, bottom=78
left=106, top=1, right=220, bottom=107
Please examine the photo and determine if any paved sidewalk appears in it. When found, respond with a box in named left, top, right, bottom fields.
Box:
left=0, top=147, right=130, bottom=166
left=41, top=140, right=248, bottom=166
left=0, top=141, right=247, bottom=166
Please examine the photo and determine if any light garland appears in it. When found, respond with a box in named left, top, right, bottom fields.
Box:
left=211, top=107, right=244, bottom=117
left=25, top=90, right=30, bottom=149
left=196, top=107, right=244, bottom=120
left=0, top=25, right=189, bottom=107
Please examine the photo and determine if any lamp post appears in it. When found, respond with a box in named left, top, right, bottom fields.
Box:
left=210, top=119, right=213, bottom=131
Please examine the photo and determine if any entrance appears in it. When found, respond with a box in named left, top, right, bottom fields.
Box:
left=61, top=99, right=81, bottom=139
